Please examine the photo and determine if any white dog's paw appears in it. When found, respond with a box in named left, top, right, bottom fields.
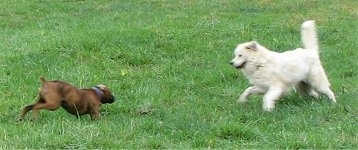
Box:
left=237, top=95, right=248, bottom=104
left=330, top=97, right=337, bottom=103
left=262, top=103, right=275, bottom=112
left=237, top=99, right=247, bottom=104
left=308, top=90, right=319, bottom=98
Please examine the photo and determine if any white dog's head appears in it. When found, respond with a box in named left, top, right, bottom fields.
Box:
left=230, top=41, right=260, bottom=69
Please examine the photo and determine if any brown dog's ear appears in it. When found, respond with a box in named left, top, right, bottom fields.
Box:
left=246, top=41, right=258, bottom=51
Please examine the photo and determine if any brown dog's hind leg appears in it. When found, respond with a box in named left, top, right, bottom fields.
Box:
left=30, top=102, right=61, bottom=120
left=18, top=104, right=35, bottom=121
left=19, top=97, right=61, bottom=121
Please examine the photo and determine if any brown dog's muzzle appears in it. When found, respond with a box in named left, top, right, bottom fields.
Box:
left=92, top=86, right=115, bottom=104
left=98, top=94, right=115, bottom=104
left=104, top=95, right=115, bottom=104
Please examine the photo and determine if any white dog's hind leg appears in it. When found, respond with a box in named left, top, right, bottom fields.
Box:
left=295, top=82, right=319, bottom=98
left=238, top=86, right=265, bottom=103
left=262, top=87, right=284, bottom=111
left=309, top=69, right=337, bottom=103
left=315, top=86, right=336, bottom=103
left=307, top=89, right=319, bottom=98
left=325, top=89, right=336, bottom=102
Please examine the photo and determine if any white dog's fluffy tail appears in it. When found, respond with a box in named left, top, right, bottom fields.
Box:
left=301, top=20, right=319, bottom=51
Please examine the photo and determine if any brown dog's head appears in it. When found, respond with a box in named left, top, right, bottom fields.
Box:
left=93, top=84, right=115, bottom=104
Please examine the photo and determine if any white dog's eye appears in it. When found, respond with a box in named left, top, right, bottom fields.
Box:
left=239, top=54, right=242, bottom=57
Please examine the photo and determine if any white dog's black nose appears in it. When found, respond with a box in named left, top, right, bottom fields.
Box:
left=229, top=61, right=234, bottom=65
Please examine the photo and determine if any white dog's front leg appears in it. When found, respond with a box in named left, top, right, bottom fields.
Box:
left=238, top=86, right=264, bottom=103
left=262, top=87, right=284, bottom=111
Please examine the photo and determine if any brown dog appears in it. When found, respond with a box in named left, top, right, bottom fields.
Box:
left=18, top=77, right=115, bottom=121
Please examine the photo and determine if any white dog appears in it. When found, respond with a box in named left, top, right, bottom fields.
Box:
left=230, top=20, right=336, bottom=111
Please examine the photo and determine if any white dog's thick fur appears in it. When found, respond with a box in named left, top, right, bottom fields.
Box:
left=230, top=20, right=336, bottom=111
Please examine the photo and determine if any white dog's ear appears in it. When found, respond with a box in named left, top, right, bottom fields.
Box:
left=246, top=42, right=258, bottom=51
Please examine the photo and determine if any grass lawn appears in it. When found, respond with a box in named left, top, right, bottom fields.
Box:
left=1, top=0, right=358, bottom=149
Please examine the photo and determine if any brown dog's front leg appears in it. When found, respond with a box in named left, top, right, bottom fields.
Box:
left=89, top=109, right=100, bottom=120
left=90, top=112, right=100, bottom=120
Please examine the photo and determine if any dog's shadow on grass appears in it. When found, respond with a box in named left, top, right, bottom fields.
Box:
left=276, top=93, right=337, bottom=111
left=235, top=93, right=337, bottom=113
